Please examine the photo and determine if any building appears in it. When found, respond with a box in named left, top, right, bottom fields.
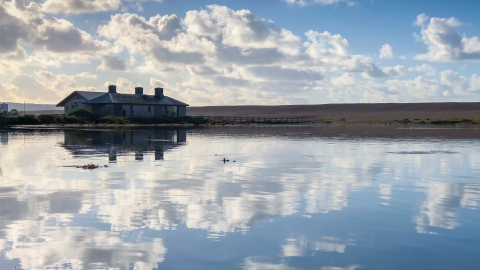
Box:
left=56, top=86, right=188, bottom=117
left=0, top=103, right=8, bottom=115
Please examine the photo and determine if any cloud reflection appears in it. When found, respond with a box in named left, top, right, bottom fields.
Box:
left=0, top=127, right=479, bottom=269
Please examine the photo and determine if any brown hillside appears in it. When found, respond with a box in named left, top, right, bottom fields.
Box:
left=187, top=103, right=480, bottom=121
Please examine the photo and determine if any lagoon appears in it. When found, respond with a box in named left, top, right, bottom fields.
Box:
left=0, top=126, right=479, bottom=270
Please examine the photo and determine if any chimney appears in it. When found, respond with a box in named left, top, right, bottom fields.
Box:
left=155, top=88, right=164, bottom=98
left=135, top=87, right=144, bottom=95
left=108, top=85, right=117, bottom=93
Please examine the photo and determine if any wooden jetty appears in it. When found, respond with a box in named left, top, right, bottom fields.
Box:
left=191, top=116, right=324, bottom=123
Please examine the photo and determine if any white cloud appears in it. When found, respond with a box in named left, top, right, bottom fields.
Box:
left=41, top=0, right=163, bottom=14
left=208, top=5, right=301, bottom=51
left=34, top=18, right=110, bottom=54
left=284, top=0, right=357, bottom=7
left=103, top=77, right=142, bottom=93
left=3, top=1, right=479, bottom=105
left=315, top=68, right=480, bottom=104
left=414, top=14, right=480, bottom=61
left=305, top=30, right=350, bottom=58
left=379, top=43, right=394, bottom=59
left=362, top=64, right=406, bottom=78
left=98, top=55, right=127, bottom=71
left=413, top=13, right=429, bottom=26
left=330, top=73, right=358, bottom=87
left=245, top=66, right=324, bottom=82
left=0, top=70, right=97, bottom=102
left=408, top=64, right=436, bottom=76
left=75, top=72, right=97, bottom=79
left=0, top=46, right=60, bottom=75
left=1, top=0, right=111, bottom=58
left=41, top=0, right=121, bottom=14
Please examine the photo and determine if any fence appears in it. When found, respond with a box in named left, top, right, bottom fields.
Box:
left=190, top=116, right=323, bottom=123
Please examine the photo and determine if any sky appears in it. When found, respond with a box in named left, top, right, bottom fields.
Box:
left=1, top=0, right=480, bottom=105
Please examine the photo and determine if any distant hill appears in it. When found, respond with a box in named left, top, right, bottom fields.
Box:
left=188, top=103, right=480, bottom=121
left=2, top=102, right=62, bottom=112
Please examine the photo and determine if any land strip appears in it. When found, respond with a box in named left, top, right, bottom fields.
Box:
left=187, top=103, right=480, bottom=122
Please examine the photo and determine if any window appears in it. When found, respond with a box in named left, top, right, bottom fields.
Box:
left=71, top=105, right=75, bottom=110
left=148, top=106, right=151, bottom=112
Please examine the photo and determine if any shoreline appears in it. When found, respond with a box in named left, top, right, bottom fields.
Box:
left=1, top=107, right=480, bottom=128
left=1, top=121, right=479, bottom=130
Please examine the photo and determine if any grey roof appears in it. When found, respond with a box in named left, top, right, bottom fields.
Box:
left=77, top=91, right=106, bottom=100
left=85, top=93, right=189, bottom=106
left=56, top=91, right=106, bottom=106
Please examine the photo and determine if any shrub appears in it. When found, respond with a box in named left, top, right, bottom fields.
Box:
left=37, top=114, right=57, bottom=124
left=0, top=115, right=13, bottom=125
left=97, top=116, right=131, bottom=124
left=0, top=115, right=41, bottom=125
left=66, top=108, right=95, bottom=122
left=431, top=118, right=474, bottom=124
left=64, top=116, right=87, bottom=124
left=18, top=115, right=41, bottom=125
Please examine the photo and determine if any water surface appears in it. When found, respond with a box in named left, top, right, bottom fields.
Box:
left=0, top=126, right=479, bottom=270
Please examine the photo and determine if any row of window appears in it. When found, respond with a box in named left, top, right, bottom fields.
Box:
left=69, top=104, right=180, bottom=116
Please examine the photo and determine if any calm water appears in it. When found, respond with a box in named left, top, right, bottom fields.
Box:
left=0, top=126, right=479, bottom=270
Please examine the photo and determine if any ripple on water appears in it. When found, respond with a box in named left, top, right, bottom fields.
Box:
left=387, top=150, right=459, bottom=155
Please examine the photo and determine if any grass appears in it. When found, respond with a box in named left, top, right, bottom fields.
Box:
left=366, top=118, right=480, bottom=125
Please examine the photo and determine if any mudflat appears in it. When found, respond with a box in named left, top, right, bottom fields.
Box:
left=187, top=103, right=480, bottom=121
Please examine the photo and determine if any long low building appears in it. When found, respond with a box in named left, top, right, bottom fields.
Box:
left=57, top=85, right=188, bottom=117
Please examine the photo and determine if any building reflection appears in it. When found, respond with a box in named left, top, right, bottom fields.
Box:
left=0, top=132, right=7, bottom=145
left=61, top=129, right=187, bottom=162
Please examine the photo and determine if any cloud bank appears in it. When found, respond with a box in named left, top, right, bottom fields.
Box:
left=1, top=0, right=480, bottom=105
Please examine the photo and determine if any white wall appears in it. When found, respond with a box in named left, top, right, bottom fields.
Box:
left=63, top=94, right=88, bottom=114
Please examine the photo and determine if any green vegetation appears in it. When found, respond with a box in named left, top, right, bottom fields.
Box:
left=0, top=109, right=214, bottom=126
left=66, top=108, right=96, bottom=122
left=367, top=118, right=480, bottom=125
left=429, top=118, right=478, bottom=124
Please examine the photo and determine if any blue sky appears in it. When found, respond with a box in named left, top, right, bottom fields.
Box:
left=1, top=0, right=480, bottom=105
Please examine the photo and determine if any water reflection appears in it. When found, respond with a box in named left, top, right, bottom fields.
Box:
left=413, top=182, right=480, bottom=233
left=0, top=126, right=479, bottom=269
left=0, top=132, right=7, bottom=145
left=62, top=129, right=186, bottom=162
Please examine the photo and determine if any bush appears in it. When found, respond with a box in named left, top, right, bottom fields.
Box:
left=64, top=116, right=87, bottom=124
left=97, top=116, right=131, bottom=124
left=37, top=114, right=57, bottom=124
left=0, top=115, right=41, bottom=125
left=66, top=108, right=95, bottom=122
left=431, top=118, right=474, bottom=124
left=18, top=115, right=41, bottom=125
left=0, top=115, right=13, bottom=125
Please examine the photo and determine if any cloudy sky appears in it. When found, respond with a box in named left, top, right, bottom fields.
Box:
left=1, top=0, right=480, bottom=105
